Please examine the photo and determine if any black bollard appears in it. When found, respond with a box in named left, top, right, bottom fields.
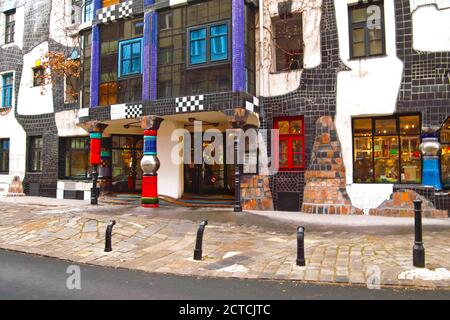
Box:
left=194, top=220, right=208, bottom=261
left=413, top=200, right=425, bottom=268
left=296, top=226, right=306, bottom=267
left=104, top=220, right=116, bottom=253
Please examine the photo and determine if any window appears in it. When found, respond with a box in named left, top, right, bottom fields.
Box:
left=352, top=114, right=421, bottom=184
left=83, top=0, right=94, bottom=23
left=99, top=19, right=143, bottom=106
left=441, top=118, right=450, bottom=189
left=188, top=22, right=229, bottom=66
left=210, top=24, right=228, bottom=61
left=157, top=1, right=233, bottom=99
left=159, top=11, right=173, bottom=30
left=33, top=67, right=44, bottom=87
left=349, top=1, right=385, bottom=59
left=0, top=139, right=9, bottom=173
left=274, top=117, right=305, bottom=171
left=189, top=28, right=207, bottom=65
left=159, top=46, right=173, bottom=65
left=118, top=38, right=143, bottom=77
left=5, top=9, right=15, bottom=44
left=1, top=73, right=13, bottom=108
left=29, top=137, right=43, bottom=172
left=272, top=14, right=303, bottom=72
left=62, top=137, right=91, bottom=179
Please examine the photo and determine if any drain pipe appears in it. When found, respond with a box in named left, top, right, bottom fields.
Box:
left=259, top=0, right=264, bottom=98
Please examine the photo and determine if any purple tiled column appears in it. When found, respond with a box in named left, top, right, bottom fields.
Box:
left=142, top=12, right=151, bottom=101
left=150, top=12, right=158, bottom=100
left=232, top=0, right=246, bottom=92
left=90, top=0, right=103, bottom=108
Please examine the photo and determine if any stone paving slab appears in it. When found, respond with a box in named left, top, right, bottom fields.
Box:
left=0, top=201, right=449, bottom=290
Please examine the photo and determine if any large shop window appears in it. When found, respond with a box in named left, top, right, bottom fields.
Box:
left=99, top=19, right=143, bottom=106
left=83, top=0, right=94, bottom=23
left=0, top=139, right=9, bottom=173
left=349, top=0, right=385, bottom=59
left=188, top=22, right=229, bottom=66
left=1, top=73, right=13, bottom=108
left=29, top=137, right=43, bottom=172
left=441, top=118, right=450, bottom=189
left=62, top=137, right=91, bottom=180
left=274, top=117, right=305, bottom=171
left=352, top=115, right=421, bottom=184
left=5, top=9, right=15, bottom=44
left=272, top=14, right=303, bottom=72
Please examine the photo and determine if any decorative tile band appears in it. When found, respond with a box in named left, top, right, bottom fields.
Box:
left=175, top=95, right=204, bottom=113
left=111, top=103, right=143, bottom=120
left=96, top=0, right=134, bottom=24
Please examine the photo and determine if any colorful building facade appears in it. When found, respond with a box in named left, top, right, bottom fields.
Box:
left=0, top=0, right=449, bottom=216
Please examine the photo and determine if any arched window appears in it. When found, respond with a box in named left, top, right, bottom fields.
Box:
left=440, top=118, right=450, bottom=189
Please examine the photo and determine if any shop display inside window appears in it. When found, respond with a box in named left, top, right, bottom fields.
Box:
left=352, top=114, right=421, bottom=184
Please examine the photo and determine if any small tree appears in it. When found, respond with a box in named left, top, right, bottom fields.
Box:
left=36, top=51, right=81, bottom=101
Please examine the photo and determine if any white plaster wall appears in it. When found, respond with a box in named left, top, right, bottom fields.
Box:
left=55, top=110, right=89, bottom=137
left=256, top=0, right=322, bottom=97
left=412, top=5, right=450, bottom=52
left=334, top=0, right=404, bottom=212
left=50, top=0, right=79, bottom=47
left=0, top=71, right=27, bottom=195
left=17, top=42, right=54, bottom=115
left=158, top=120, right=184, bottom=199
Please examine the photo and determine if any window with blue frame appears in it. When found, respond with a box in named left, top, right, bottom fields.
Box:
left=1, top=74, right=13, bottom=108
left=189, top=28, right=207, bottom=65
left=210, top=24, right=228, bottom=61
left=83, top=0, right=94, bottom=23
left=188, top=22, right=229, bottom=66
left=118, top=38, right=143, bottom=77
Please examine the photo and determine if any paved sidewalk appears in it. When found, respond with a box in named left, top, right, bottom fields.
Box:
left=0, top=197, right=449, bottom=289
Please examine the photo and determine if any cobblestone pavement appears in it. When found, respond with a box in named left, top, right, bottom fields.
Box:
left=0, top=200, right=449, bottom=289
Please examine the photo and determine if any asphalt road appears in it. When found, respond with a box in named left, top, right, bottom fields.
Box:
left=0, top=249, right=448, bottom=300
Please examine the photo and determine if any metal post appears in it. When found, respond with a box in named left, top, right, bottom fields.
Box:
left=91, top=165, right=99, bottom=205
left=194, top=220, right=208, bottom=261
left=296, top=226, right=306, bottom=267
left=234, top=137, right=242, bottom=213
left=413, top=200, right=425, bottom=268
left=105, top=220, right=116, bottom=253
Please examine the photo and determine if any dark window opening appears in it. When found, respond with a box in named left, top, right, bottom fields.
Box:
left=5, top=9, right=15, bottom=44
left=61, top=137, right=91, bottom=180
left=272, top=14, right=303, bottom=72
left=348, top=0, right=385, bottom=59
left=29, top=136, right=43, bottom=172
left=33, top=67, right=45, bottom=87
left=0, top=139, right=10, bottom=173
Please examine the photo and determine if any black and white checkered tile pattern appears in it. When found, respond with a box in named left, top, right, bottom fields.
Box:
left=175, top=95, right=204, bottom=113
left=97, top=0, right=133, bottom=24
left=125, top=104, right=143, bottom=119
left=245, top=96, right=260, bottom=113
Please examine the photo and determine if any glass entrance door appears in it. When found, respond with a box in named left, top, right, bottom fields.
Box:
left=184, top=134, right=234, bottom=195
left=111, top=135, right=143, bottom=193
